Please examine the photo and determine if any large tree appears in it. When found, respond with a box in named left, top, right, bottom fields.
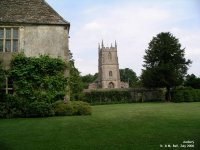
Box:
left=120, top=68, right=138, bottom=88
left=141, top=32, right=191, bottom=101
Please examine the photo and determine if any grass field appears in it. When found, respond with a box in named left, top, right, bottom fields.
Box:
left=0, top=102, right=200, bottom=150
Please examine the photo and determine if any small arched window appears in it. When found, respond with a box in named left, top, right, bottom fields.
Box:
left=109, top=71, right=112, bottom=77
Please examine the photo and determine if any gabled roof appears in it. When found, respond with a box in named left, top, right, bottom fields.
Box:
left=0, top=0, right=70, bottom=26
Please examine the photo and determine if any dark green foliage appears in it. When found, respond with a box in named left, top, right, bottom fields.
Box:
left=9, top=54, right=68, bottom=103
left=141, top=32, right=191, bottom=101
left=0, top=54, right=69, bottom=118
left=52, top=100, right=74, bottom=116
left=0, top=54, right=92, bottom=118
left=171, top=88, right=200, bottom=102
left=184, top=74, right=200, bottom=89
left=28, top=101, right=54, bottom=117
left=81, top=73, right=98, bottom=89
left=0, top=61, right=5, bottom=97
left=84, top=90, right=132, bottom=104
left=120, top=68, right=139, bottom=87
left=0, top=95, right=22, bottom=118
left=83, top=89, right=165, bottom=104
left=71, top=101, right=92, bottom=115
left=52, top=100, right=91, bottom=116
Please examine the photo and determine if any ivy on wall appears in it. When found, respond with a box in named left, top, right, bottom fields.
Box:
left=9, top=54, right=68, bottom=104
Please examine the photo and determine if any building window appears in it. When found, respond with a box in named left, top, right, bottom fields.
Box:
left=108, top=52, right=112, bottom=60
left=0, top=27, right=19, bottom=52
left=0, top=77, right=14, bottom=95
left=109, top=71, right=112, bottom=77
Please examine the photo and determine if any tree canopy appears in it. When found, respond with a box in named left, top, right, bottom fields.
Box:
left=141, top=32, right=191, bottom=101
left=184, top=74, right=200, bottom=89
left=120, top=68, right=138, bottom=88
left=81, top=73, right=98, bottom=89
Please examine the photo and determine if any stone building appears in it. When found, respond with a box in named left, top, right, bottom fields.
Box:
left=0, top=0, right=70, bottom=94
left=0, top=0, right=70, bottom=69
left=98, top=41, right=121, bottom=89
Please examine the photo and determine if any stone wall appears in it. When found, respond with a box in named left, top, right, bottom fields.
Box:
left=19, top=25, right=69, bottom=61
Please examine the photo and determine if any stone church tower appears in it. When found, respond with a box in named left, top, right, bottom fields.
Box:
left=98, top=41, right=121, bottom=89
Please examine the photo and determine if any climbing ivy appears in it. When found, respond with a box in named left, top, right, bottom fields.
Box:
left=0, top=61, right=5, bottom=97
left=9, top=54, right=68, bottom=104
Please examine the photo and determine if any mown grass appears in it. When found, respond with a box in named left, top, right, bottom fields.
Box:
left=0, top=102, right=200, bottom=150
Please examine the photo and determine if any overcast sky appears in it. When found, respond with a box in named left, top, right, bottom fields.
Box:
left=47, top=0, right=200, bottom=76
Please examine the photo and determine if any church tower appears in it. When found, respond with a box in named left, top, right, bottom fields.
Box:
left=98, top=40, right=121, bottom=89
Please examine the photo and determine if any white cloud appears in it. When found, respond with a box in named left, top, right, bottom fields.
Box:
left=68, top=1, right=200, bottom=76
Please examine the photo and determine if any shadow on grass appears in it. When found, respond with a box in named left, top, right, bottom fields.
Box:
left=0, top=142, right=12, bottom=150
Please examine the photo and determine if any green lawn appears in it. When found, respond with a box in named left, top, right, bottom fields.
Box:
left=0, top=103, right=200, bottom=150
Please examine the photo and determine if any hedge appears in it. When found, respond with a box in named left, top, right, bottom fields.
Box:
left=171, top=89, right=200, bottom=102
left=83, top=89, right=165, bottom=104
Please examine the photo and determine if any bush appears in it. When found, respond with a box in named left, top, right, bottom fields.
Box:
left=53, top=100, right=74, bottom=116
left=0, top=95, right=22, bottom=118
left=171, top=88, right=200, bottom=102
left=53, top=100, right=91, bottom=116
left=28, top=101, right=54, bottom=117
left=71, top=101, right=92, bottom=115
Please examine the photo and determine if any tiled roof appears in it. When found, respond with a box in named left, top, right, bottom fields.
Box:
left=0, top=0, right=70, bottom=26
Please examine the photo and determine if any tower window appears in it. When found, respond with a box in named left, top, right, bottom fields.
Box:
left=0, top=27, right=19, bottom=52
left=108, top=52, right=112, bottom=60
left=109, top=71, right=112, bottom=77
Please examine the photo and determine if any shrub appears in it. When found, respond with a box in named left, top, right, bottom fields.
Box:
left=71, top=101, right=92, bottom=115
left=53, top=100, right=74, bottom=116
left=171, top=88, right=200, bottom=102
left=0, top=95, right=22, bottom=118
left=53, top=100, right=91, bottom=116
left=28, top=101, right=54, bottom=117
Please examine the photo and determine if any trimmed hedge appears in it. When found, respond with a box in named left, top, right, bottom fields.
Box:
left=83, top=89, right=165, bottom=105
left=171, top=89, right=200, bottom=102
left=84, top=90, right=132, bottom=104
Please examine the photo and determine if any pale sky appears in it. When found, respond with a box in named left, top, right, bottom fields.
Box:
left=47, top=0, right=200, bottom=76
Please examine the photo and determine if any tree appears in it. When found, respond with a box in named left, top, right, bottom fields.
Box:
left=68, top=51, right=84, bottom=100
left=141, top=32, right=191, bottom=101
left=184, top=74, right=200, bottom=89
left=120, top=68, right=138, bottom=87
left=81, top=73, right=98, bottom=89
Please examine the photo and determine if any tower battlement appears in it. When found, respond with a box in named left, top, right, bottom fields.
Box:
left=99, top=40, right=117, bottom=51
